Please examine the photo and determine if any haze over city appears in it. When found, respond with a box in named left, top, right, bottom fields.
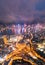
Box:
left=0, top=0, right=45, bottom=24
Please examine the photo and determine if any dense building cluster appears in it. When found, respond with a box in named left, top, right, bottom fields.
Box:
left=0, top=23, right=45, bottom=65
left=0, top=24, right=45, bottom=43
left=0, top=24, right=45, bottom=35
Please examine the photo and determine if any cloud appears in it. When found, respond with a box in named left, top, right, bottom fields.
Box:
left=0, top=0, right=45, bottom=23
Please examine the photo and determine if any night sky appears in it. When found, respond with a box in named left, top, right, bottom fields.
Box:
left=0, top=0, right=45, bottom=23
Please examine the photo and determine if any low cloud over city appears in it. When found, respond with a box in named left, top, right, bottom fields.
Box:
left=0, top=0, right=45, bottom=23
